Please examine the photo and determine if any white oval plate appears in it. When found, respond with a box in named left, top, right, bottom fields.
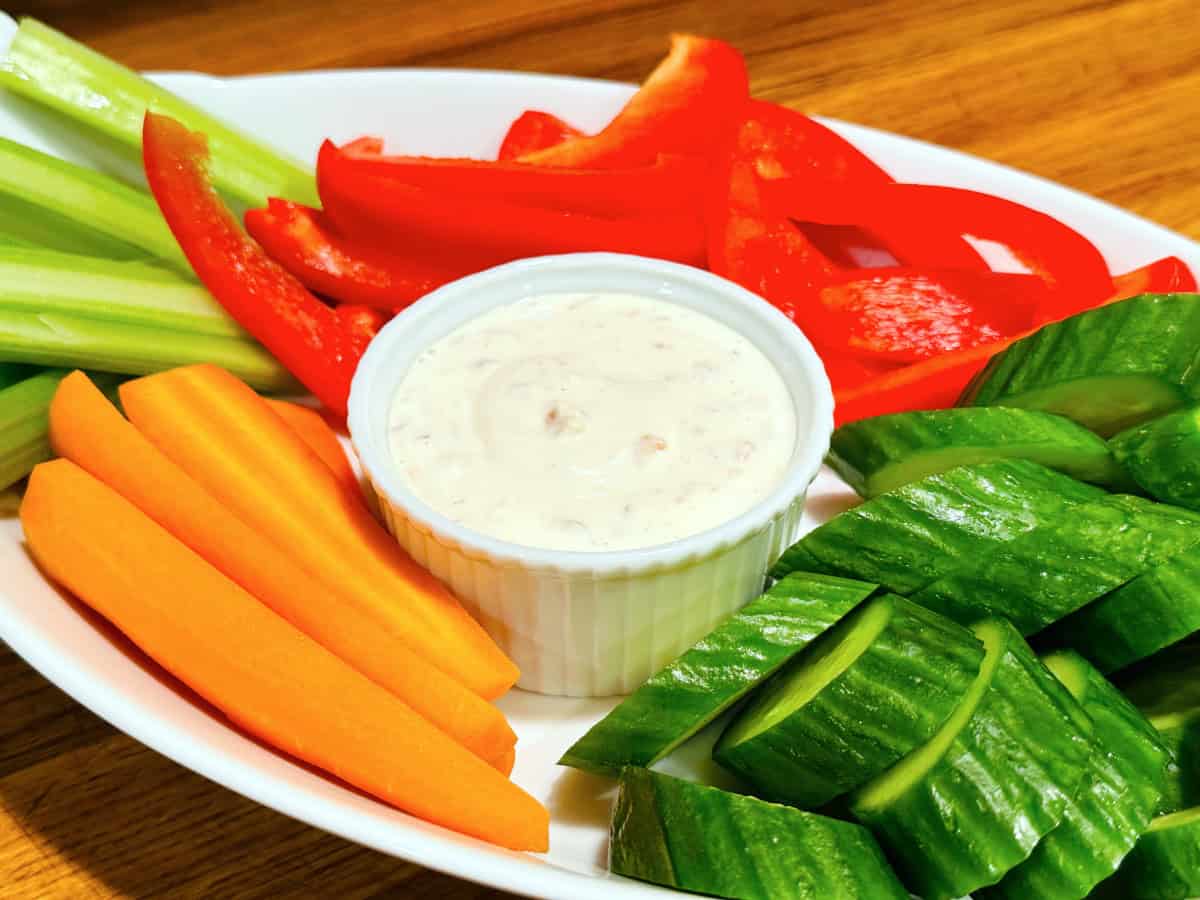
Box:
left=2, top=14, right=1199, bottom=900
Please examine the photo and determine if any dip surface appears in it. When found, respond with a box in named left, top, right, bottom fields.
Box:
left=388, top=291, right=797, bottom=551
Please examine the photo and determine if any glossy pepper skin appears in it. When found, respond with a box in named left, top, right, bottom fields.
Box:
left=244, top=199, right=465, bottom=310
left=325, top=139, right=705, bottom=218
left=317, top=141, right=706, bottom=266
left=520, top=34, right=749, bottom=168
left=142, top=112, right=361, bottom=418
left=497, top=110, right=583, bottom=160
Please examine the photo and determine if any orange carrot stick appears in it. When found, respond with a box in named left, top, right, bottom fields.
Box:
left=266, top=398, right=360, bottom=497
left=119, top=364, right=518, bottom=699
left=49, top=371, right=515, bottom=769
left=20, top=459, right=548, bottom=852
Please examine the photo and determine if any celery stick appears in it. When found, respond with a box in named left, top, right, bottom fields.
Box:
left=0, top=361, right=40, bottom=390
left=0, top=487, right=20, bottom=515
left=0, top=136, right=186, bottom=267
left=0, top=246, right=248, bottom=338
left=0, top=311, right=296, bottom=392
left=0, top=192, right=149, bottom=258
left=0, top=368, right=68, bottom=491
left=0, top=19, right=318, bottom=208
left=0, top=368, right=121, bottom=492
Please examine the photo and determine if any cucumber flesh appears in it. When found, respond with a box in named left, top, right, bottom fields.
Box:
left=611, top=767, right=908, bottom=900
left=1111, top=405, right=1200, bottom=511
left=849, top=618, right=1094, bottom=900
left=982, top=651, right=1168, bottom=900
left=1095, top=806, right=1200, bottom=900
left=829, top=407, right=1124, bottom=498
left=911, top=493, right=1200, bottom=635
left=713, top=595, right=983, bottom=807
left=1119, top=644, right=1200, bottom=813
left=1, top=18, right=317, bottom=208
left=559, top=573, right=877, bottom=776
left=961, top=294, right=1200, bottom=436
left=1041, top=549, right=1200, bottom=674
left=771, top=459, right=1105, bottom=592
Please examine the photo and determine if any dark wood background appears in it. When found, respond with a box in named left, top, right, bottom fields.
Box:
left=3, top=1, right=1198, bottom=897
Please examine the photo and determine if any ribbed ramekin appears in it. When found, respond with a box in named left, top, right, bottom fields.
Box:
left=348, top=253, right=833, bottom=697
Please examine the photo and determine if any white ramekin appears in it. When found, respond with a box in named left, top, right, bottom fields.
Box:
left=348, top=253, right=833, bottom=697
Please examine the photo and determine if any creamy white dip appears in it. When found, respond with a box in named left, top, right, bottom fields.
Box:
left=387, top=292, right=797, bottom=552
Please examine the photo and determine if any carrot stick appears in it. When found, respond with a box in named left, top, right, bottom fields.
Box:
left=20, top=459, right=548, bottom=851
left=119, top=364, right=518, bottom=699
left=49, top=371, right=515, bottom=769
left=265, top=398, right=360, bottom=497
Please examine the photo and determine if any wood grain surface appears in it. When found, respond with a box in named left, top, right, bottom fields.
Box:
left=2, top=1, right=1198, bottom=897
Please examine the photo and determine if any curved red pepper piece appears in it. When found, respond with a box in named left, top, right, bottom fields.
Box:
left=334, top=304, right=391, bottom=356
left=328, top=140, right=705, bottom=218
left=245, top=199, right=466, bottom=310
left=317, top=141, right=706, bottom=266
left=498, top=111, right=583, bottom=161
left=143, top=113, right=359, bottom=417
left=814, top=267, right=1046, bottom=363
left=772, top=180, right=1113, bottom=302
left=521, top=34, right=748, bottom=168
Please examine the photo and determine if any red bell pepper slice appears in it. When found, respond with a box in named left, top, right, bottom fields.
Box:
left=143, top=113, right=360, bottom=417
left=1108, top=255, right=1197, bottom=300
left=498, top=111, right=583, bottom=161
left=335, top=304, right=391, bottom=355
left=245, top=199, right=466, bottom=310
left=813, top=267, right=1045, bottom=363
left=318, top=142, right=706, bottom=267
left=772, top=181, right=1113, bottom=302
left=326, top=140, right=705, bottom=218
left=520, top=34, right=748, bottom=168
left=817, top=349, right=900, bottom=394
left=832, top=258, right=1184, bottom=425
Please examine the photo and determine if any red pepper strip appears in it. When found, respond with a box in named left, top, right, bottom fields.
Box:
left=770, top=181, right=1113, bottom=301
left=143, top=113, right=359, bottom=418
left=737, top=100, right=986, bottom=272
left=335, top=304, right=391, bottom=355
left=245, top=199, right=466, bottom=311
left=817, top=347, right=900, bottom=394
left=327, top=141, right=706, bottom=218
left=832, top=259, right=1183, bottom=425
left=498, top=111, right=583, bottom=161
left=339, top=136, right=384, bottom=155
left=813, top=267, right=1046, bottom=364
left=318, top=142, right=707, bottom=267
left=521, top=34, right=748, bottom=168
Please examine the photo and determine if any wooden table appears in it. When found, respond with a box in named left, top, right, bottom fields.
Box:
left=3, top=0, right=1198, bottom=897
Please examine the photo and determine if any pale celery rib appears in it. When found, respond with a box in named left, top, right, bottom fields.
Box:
left=0, top=136, right=188, bottom=268
left=0, top=246, right=248, bottom=339
left=0, top=18, right=318, bottom=208
left=0, top=310, right=296, bottom=393
left=0, top=368, right=69, bottom=491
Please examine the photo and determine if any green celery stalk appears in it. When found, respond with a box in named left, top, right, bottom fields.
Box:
left=0, top=136, right=186, bottom=267
left=0, top=361, right=40, bottom=390
left=0, top=246, right=248, bottom=338
left=0, top=19, right=318, bottom=208
left=0, top=310, right=296, bottom=393
left=0, top=488, right=20, bottom=515
left=0, top=368, right=69, bottom=490
left=0, top=369, right=122, bottom=492
left=0, top=192, right=150, bottom=259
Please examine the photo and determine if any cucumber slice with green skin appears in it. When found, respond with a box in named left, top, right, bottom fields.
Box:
left=911, top=493, right=1200, bottom=635
left=611, top=767, right=908, bottom=900
left=849, top=618, right=1095, bottom=900
left=713, top=595, right=983, bottom=807
left=1041, top=549, right=1200, bottom=673
left=981, top=651, right=1168, bottom=900
left=1096, top=806, right=1200, bottom=900
left=771, top=458, right=1106, bottom=592
left=0, top=19, right=318, bottom=209
left=559, top=573, right=878, bottom=776
left=829, top=407, right=1124, bottom=498
left=1119, top=644, right=1200, bottom=813
left=1111, top=405, right=1200, bottom=511
left=960, top=294, right=1200, bottom=436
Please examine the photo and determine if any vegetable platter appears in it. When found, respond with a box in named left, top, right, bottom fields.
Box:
left=1, top=10, right=1200, bottom=900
